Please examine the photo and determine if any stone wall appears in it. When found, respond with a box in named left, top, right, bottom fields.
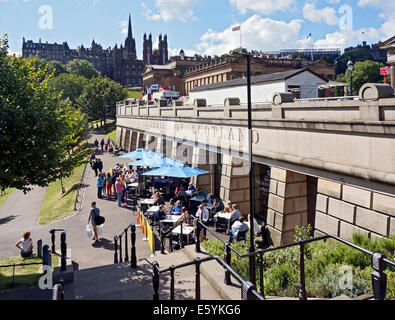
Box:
left=314, top=179, right=395, bottom=240
left=266, top=167, right=308, bottom=246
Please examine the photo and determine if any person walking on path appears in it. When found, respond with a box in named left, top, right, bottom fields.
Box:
left=100, top=138, right=105, bottom=151
left=105, top=142, right=109, bottom=152
left=105, top=172, right=113, bottom=199
left=115, top=178, right=125, bottom=207
left=97, top=159, right=103, bottom=174
left=88, top=202, right=100, bottom=242
left=94, top=139, right=99, bottom=150
left=92, top=159, right=99, bottom=177
left=96, top=174, right=105, bottom=199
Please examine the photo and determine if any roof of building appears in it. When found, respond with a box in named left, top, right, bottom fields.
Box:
left=190, top=69, right=326, bottom=92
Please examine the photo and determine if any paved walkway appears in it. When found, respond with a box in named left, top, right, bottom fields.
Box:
left=0, top=133, right=151, bottom=270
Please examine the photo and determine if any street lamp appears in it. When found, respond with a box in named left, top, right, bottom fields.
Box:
left=347, top=59, right=354, bottom=96
left=231, top=48, right=255, bottom=286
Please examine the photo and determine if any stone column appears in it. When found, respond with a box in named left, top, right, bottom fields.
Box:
left=130, top=131, right=138, bottom=151
left=191, top=147, right=211, bottom=192
left=146, top=135, right=157, bottom=151
left=219, top=155, right=250, bottom=214
left=136, top=132, right=145, bottom=149
left=391, top=63, right=395, bottom=89
left=266, top=167, right=308, bottom=246
left=115, top=127, right=123, bottom=146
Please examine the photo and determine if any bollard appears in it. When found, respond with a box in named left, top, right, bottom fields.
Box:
left=124, top=228, right=129, bottom=262
left=160, top=229, right=165, bottom=255
left=37, top=240, right=43, bottom=259
left=224, top=243, right=232, bottom=285
left=60, top=232, right=67, bottom=271
left=114, top=236, right=119, bottom=264
left=371, top=252, right=387, bottom=300
left=180, top=223, right=184, bottom=249
left=131, top=225, right=137, bottom=268
left=153, top=262, right=160, bottom=301
left=43, top=245, right=51, bottom=267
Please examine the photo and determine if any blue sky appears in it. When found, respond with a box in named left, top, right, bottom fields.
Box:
left=1, top=0, right=394, bottom=58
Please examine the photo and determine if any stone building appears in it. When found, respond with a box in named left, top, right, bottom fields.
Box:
left=345, top=41, right=388, bottom=64
left=183, top=55, right=335, bottom=96
left=141, top=50, right=211, bottom=96
left=116, top=82, right=395, bottom=245
left=22, top=14, right=168, bottom=88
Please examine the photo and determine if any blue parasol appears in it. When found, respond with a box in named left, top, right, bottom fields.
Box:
left=142, top=165, right=208, bottom=178
left=129, top=157, right=184, bottom=168
left=119, top=148, right=163, bottom=159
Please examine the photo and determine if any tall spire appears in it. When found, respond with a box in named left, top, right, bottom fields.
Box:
left=128, top=14, right=132, bottom=38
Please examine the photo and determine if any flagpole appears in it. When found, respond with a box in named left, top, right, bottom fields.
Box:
left=240, top=26, right=242, bottom=49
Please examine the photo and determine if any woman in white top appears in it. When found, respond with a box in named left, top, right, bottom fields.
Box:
left=16, top=232, right=34, bottom=258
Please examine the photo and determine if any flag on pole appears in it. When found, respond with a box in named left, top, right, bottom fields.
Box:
left=232, top=25, right=241, bottom=32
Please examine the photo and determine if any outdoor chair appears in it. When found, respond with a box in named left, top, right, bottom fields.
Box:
left=229, top=229, right=247, bottom=244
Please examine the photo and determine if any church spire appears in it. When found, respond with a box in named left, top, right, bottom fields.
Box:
left=128, top=14, right=132, bottom=38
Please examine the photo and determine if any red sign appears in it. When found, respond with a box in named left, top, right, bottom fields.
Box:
left=380, top=66, right=390, bottom=75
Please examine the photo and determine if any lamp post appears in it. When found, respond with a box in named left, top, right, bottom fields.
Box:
left=347, top=59, right=354, bottom=96
left=231, top=49, right=256, bottom=286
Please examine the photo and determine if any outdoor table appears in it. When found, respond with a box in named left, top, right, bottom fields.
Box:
left=190, top=196, right=205, bottom=203
left=160, top=215, right=181, bottom=225
left=127, top=182, right=138, bottom=188
left=140, top=199, right=156, bottom=206
left=146, top=206, right=160, bottom=215
left=214, top=211, right=232, bottom=234
left=171, top=225, right=195, bottom=245
left=186, top=190, right=195, bottom=197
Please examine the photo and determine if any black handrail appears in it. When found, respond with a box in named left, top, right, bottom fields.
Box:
left=152, top=255, right=263, bottom=300
left=114, top=224, right=137, bottom=268
left=159, top=220, right=183, bottom=254
left=193, top=216, right=395, bottom=300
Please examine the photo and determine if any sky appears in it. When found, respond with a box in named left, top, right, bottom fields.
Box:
left=1, top=0, right=394, bottom=58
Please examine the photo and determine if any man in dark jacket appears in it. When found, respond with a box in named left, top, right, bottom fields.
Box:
left=154, top=205, right=167, bottom=222
left=97, top=159, right=103, bottom=174
left=92, top=159, right=99, bottom=177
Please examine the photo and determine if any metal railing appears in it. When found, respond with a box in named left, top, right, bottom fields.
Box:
left=193, top=217, right=395, bottom=300
left=152, top=255, right=264, bottom=300
left=159, top=220, right=184, bottom=254
left=114, top=224, right=137, bottom=268
left=52, top=279, right=65, bottom=300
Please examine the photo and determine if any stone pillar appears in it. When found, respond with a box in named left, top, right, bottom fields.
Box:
left=191, top=147, right=211, bottom=192
left=219, top=155, right=250, bottom=214
left=130, top=131, right=138, bottom=151
left=146, top=135, right=157, bottom=151
left=115, top=127, right=123, bottom=146
left=266, top=167, right=308, bottom=246
left=391, top=63, right=395, bottom=89
left=136, top=132, right=145, bottom=149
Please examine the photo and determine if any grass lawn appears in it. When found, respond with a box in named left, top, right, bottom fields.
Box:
left=39, top=162, right=86, bottom=225
left=126, top=90, right=143, bottom=99
left=0, top=188, right=15, bottom=208
left=107, top=129, right=116, bottom=144
left=0, top=255, right=58, bottom=292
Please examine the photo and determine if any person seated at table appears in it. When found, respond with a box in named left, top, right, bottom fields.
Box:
left=179, top=210, right=193, bottom=226
left=176, top=186, right=187, bottom=201
left=154, top=205, right=167, bottom=222
left=196, top=204, right=209, bottom=224
left=224, top=200, right=233, bottom=213
left=187, top=183, right=197, bottom=193
left=230, top=204, right=242, bottom=225
left=206, top=193, right=216, bottom=205
left=16, top=231, right=34, bottom=258
left=212, top=198, right=225, bottom=214
left=166, top=198, right=175, bottom=214
left=196, top=187, right=207, bottom=199
left=172, top=200, right=183, bottom=215
left=228, top=216, right=249, bottom=243
left=109, top=145, right=114, bottom=153
left=151, top=190, right=160, bottom=202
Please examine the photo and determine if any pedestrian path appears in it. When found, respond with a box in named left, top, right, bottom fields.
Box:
left=0, top=133, right=151, bottom=271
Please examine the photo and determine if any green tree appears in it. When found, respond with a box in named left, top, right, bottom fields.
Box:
left=47, top=60, right=67, bottom=77
left=0, top=35, right=86, bottom=193
left=336, top=48, right=374, bottom=75
left=337, top=60, right=385, bottom=95
left=48, top=73, right=88, bottom=104
left=77, top=76, right=127, bottom=125
left=65, top=59, right=99, bottom=79
left=55, top=102, right=89, bottom=193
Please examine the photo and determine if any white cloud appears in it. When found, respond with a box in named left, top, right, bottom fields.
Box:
left=196, top=15, right=304, bottom=56
left=119, top=20, right=127, bottom=35
left=142, top=0, right=198, bottom=22
left=302, top=3, right=338, bottom=25
left=229, top=0, right=296, bottom=15
left=169, top=48, right=197, bottom=57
